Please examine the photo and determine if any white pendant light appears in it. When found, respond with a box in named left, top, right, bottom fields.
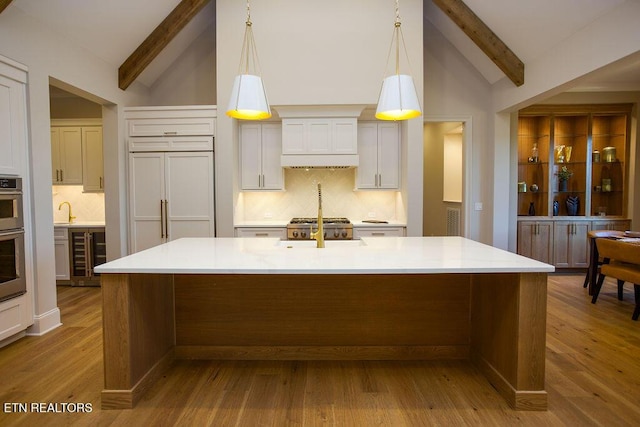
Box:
left=227, top=0, right=271, bottom=120
left=375, top=0, right=421, bottom=121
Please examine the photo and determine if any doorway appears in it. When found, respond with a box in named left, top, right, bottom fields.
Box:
left=423, top=120, right=470, bottom=237
left=49, top=83, right=105, bottom=286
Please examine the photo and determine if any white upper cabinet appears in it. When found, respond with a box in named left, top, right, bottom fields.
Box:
left=81, top=126, right=104, bottom=192
left=240, top=123, right=284, bottom=190
left=282, top=118, right=357, bottom=155
left=356, top=122, right=400, bottom=190
left=0, top=66, right=27, bottom=176
left=126, top=106, right=216, bottom=137
left=51, top=126, right=83, bottom=185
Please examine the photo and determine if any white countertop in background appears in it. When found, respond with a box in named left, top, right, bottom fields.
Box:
left=54, top=221, right=105, bottom=228
left=95, top=236, right=554, bottom=275
left=234, top=220, right=407, bottom=227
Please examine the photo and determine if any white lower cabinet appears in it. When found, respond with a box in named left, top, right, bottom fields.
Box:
left=54, top=227, right=70, bottom=281
left=235, top=227, right=286, bottom=239
left=129, top=150, right=215, bottom=253
left=353, top=226, right=406, bottom=239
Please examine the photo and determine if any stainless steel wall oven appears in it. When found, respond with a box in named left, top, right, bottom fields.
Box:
left=0, top=176, right=26, bottom=302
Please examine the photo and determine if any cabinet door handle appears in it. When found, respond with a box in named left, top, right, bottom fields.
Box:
left=372, top=232, right=385, bottom=236
left=163, top=131, right=178, bottom=135
left=255, top=233, right=269, bottom=237
left=164, top=199, right=169, bottom=240
left=100, top=177, right=103, bottom=189
left=258, top=174, right=261, bottom=188
left=60, top=170, right=64, bottom=182
left=160, top=200, right=165, bottom=239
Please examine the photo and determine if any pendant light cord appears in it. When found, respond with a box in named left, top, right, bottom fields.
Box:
left=237, top=0, right=263, bottom=77
left=381, top=0, right=415, bottom=79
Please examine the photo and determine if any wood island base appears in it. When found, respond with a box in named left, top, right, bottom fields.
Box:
left=101, top=272, right=548, bottom=411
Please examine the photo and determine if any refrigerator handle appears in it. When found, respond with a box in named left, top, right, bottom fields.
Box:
left=160, top=200, right=165, bottom=239
left=164, top=199, right=169, bottom=240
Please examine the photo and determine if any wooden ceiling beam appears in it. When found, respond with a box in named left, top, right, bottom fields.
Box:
left=432, top=0, right=524, bottom=87
left=0, top=0, right=14, bottom=14
left=118, top=0, right=212, bottom=90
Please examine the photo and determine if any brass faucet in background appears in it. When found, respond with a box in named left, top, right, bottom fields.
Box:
left=310, top=183, right=325, bottom=248
left=58, top=201, right=76, bottom=223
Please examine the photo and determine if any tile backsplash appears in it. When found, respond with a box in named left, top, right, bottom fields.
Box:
left=237, top=169, right=404, bottom=222
left=52, top=185, right=105, bottom=223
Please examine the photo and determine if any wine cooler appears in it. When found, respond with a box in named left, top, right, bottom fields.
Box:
left=69, top=228, right=106, bottom=286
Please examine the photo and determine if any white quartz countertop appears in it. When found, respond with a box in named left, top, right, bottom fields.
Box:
left=95, top=236, right=554, bottom=275
left=54, top=221, right=105, bottom=228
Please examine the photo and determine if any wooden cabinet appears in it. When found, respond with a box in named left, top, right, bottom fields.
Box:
left=356, top=122, right=400, bottom=189
left=517, top=104, right=632, bottom=268
left=54, top=227, right=70, bottom=281
left=553, top=221, right=590, bottom=268
left=518, top=104, right=631, bottom=218
left=235, top=227, right=286, bottom=239
left=517, top=221, right=553, bottom=265
left=240, top=123, right=283, bottom=190
left=591, top=219, right=630, bottom=232
left=51, top=127, right=83, bottom=184
left=282, top=118, right=357, bottom=155
left=81, top=127, right=104, bottom=192
left=353, top=226, right=406, bottom=238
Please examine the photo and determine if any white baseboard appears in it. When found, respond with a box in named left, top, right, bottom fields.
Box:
left=26, top=307, right=62, bottom=336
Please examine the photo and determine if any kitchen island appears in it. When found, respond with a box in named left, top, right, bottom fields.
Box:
left=95, top=236, right=553, bottom=411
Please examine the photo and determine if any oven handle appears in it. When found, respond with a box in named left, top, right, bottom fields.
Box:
left=0, top=229, right=24, bottom=238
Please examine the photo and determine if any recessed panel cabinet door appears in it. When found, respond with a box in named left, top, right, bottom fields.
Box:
left=240, top=124, right=262, bottom=190
left=165, top=152, right=215, bottom=241
left=356, top=123, right=379, bottom=189
left=129, top=153, right=165, bottom=253
left=377, top=123, right=400, bottom=189
left=82, top=127, right=104, bottom=192
left=260, top=124, right=283, bottom=190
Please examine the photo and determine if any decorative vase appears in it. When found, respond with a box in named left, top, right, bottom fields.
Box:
left=559, top=179, right=568, bottom=192
left=528, top=202, right=535, bottom=216
left=566, top=196, right=579, bottom=216
left=553, top=201, right=559, bottom=216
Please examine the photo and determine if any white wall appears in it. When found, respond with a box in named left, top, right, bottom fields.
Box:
left=0, top=7, right=149, bottom=334
left=423, top=19, right=493, bottom=243
left=216, top=0, right=424, bottom=236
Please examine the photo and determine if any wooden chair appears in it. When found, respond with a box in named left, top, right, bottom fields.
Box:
left=583, top=230, right=625, bottom=293
left=592, top=238, right=640, bottom=321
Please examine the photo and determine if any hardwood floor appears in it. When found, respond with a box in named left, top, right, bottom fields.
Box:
left=1, top=274, right=639, bottom=426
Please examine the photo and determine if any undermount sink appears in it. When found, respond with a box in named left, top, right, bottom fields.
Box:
left=277, top=240, right=366, bottom=248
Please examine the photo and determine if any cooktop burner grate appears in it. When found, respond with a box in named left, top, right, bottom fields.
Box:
left=289, top=217, right=351, bottom=224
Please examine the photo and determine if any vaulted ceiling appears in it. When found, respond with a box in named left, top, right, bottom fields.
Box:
left=5, top=0, right=640, bottom=93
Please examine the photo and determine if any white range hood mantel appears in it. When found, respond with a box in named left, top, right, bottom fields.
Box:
left=276, top=105, right=365, bottom=168
left=273, top=105, right=366, bottom=118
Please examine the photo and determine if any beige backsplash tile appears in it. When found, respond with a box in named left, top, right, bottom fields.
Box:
left=52, top=185, right=105, bottom=223
left=238, top=169, right=403, bottom=222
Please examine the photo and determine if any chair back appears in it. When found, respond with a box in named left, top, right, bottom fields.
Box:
left=596, top=238, right=640, bottom=265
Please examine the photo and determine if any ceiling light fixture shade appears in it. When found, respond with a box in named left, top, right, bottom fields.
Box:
left=226, top=1, right=271, bottom=120
left=227, top=74, right=271, bottom=120
left=375, top=0, right=421, bottom=121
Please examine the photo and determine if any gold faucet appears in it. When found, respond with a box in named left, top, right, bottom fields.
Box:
left=310, top=183, right=325, bottom=248
left=58, top=201, right=76, bottom=223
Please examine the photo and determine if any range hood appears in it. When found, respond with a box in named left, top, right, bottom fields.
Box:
left=280, top=155, right=359, bottom=168
left=275, top=105, right=365, bottom=168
